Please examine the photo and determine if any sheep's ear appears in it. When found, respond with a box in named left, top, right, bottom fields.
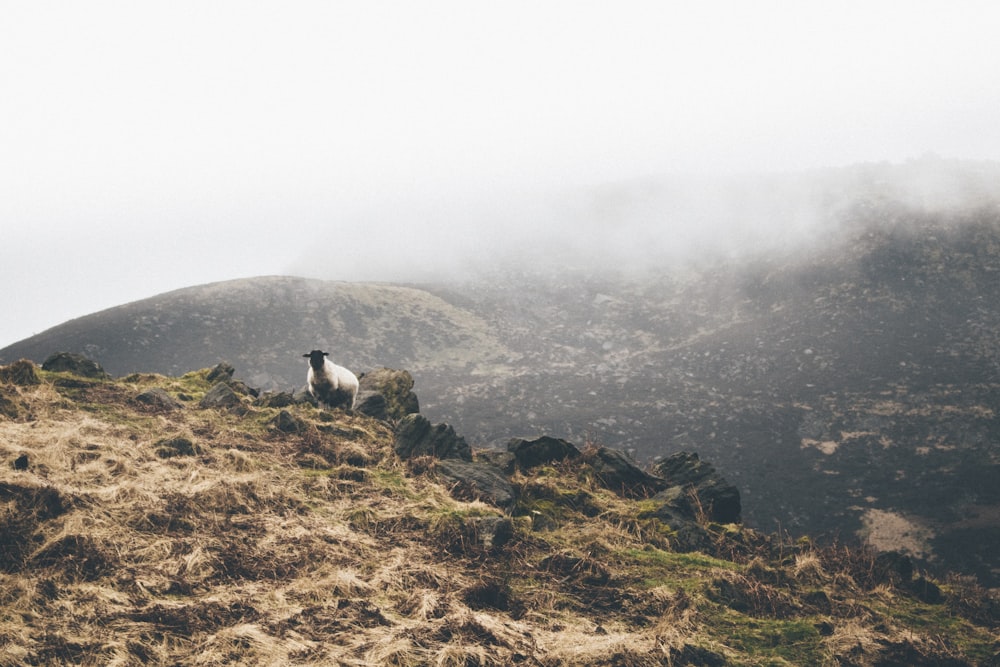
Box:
left=302, top=353, right=310, bottom=357
left=323, top=352, right=329, bottom=356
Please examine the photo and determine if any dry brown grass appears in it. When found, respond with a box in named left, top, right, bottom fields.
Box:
left=1, top=363, right=996, bottom=666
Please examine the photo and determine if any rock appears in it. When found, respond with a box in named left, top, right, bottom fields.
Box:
left=354, top=392, right=388, bottom=419
left=154, top=437, right=200, bottom=458
left=205, top=362, right=235, bottom=383
left=394, top=414, right=472, bottom=461
left=653, top=452, right=741, bottom=524
left=585, top=447, right=666, bottom=499
left=507, top=436, right=580, bottom=470
left=135, top=388, right=183, bottom=411
left=474, top=449, right=517, bottom=475
left=357, top=368, right=419, bottom=420
left=227, top=379, right=258, bottom=398
left=41, top=352, right=109, bottom=379
left=198, top=382, right=243, bottom=410
left=272, top=409, right=306, bottom=434
left=434, top=458, right=517, bottom=510
left=466, top=516, right=515, bottom=550
left=873, top=550, right=914, bottom=585
left=0, top=359, right=40, bottom=386
left=254, top=391, right=297, bottom=408
left=642, top=485, right=698, bottom=530
left=293, top=386, right=318, bottom=406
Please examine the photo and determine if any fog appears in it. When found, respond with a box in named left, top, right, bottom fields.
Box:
left=3, top=2, right=1000, bottom=348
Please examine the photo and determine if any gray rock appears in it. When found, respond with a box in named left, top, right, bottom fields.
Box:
left=205, top=362, right=235, bottom=383
left=435, top=458, right=517, bottom=510
left=586, top=446, right=666, bottom=499
left=474, top=449, right=517, bottom=475
left=135, top=388, right=183, bottom=411
left=273, top=409, right=306, bottom=434
left=41, top=352, right=109, bottom=379
left=357, top=368, right=419, bottom=420
left=198, top=382, right=242, bottom=410
left=652, top=452, right=741, bottom=524
left=394, top=414, right=472, bottom=461
left=255, top=391, right=297, bottom=408
left=507, top=435, right=580, bottom=470
left=354, top=391, right=388, bottom=419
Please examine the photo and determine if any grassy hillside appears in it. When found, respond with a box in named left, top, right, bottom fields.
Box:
left=1, top=361, right=996, bottom=665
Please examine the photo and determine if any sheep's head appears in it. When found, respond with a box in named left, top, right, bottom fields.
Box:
left=304, top=350, right=329, bottom=370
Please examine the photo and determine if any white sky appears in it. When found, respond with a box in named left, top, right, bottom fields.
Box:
left=2, top=1, right=1000, bottom=348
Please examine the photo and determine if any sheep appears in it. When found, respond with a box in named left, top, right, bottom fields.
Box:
left=303, top=349, right=359, bottom=410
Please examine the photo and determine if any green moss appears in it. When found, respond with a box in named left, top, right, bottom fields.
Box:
left=709, top=610, right=825, bottom=665
left=629, top=547, right=744, bottom=573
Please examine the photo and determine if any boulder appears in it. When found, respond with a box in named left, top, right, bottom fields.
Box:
left=254, top=391, right=297, bottom=408
left=205, top=362, right=235, bottom=383
left=272, top=409, right=306, bottom=434
left=41, top=352, right=109, bottom=379
left=507, top=436, right=580, bottom=470
left=653, top=452, right=741, bottom=524
left=585, top=447, right=666, bottom=499
left=474, top=449, right=517, bottom=475
left=135, top=388, right=184, bottom=411
left=356, top=368, right=419, bottom=420
left=434, top=459, right=517, bottom=510
left=198, top=382, right=243, bottom=410
left=394, top=414, right=472, bottom=461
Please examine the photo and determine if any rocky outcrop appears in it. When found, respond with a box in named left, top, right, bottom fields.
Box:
left=507, top=436, right=580, bottom=470
left=356, top=368, right=419, bottom=420
left=434, top=459, right=516, bottom=510
left=394, top=414, right=472, bottom=461
left=41, top=352, right=109, bottom=379
left=584, top=446, right=666, bottom=499
left=652, top=452, right=742, bottom=525
left=135, top=388, right=183, bottom=411
left=198, top=383, right=243, bottom=411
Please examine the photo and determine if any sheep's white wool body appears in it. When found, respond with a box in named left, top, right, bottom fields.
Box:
left=305, top=352, right=359, bottom=410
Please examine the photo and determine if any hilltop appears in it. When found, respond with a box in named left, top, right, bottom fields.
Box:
left=1, top=358, right=997, bottom=665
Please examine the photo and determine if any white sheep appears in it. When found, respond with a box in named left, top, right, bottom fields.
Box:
left=303, top=349, right=359, bottom=410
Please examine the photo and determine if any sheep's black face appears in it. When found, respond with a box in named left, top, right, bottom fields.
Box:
left=304, top=350, right=328, bottom=370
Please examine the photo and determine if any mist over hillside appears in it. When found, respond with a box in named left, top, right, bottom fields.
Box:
left=3, top=160, right=1000, bottom=587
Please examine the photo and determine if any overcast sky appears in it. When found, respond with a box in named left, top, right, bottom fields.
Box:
left=2, top=1, right=1000, bottom=348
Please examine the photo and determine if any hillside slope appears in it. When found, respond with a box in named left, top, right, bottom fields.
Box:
left=2, top=176, right=999, bottom=589
left=1, top=361, right=997, bottom=665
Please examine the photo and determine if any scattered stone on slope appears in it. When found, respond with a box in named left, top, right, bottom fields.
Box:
left=205, top=362, right=235, bottom=383
left=507, top=435, right=580, bottom=470
left=41, top=352, right=109, bottom=379
left=356, top=367, right=419, bottom=420
left=585, top=446, right=667, bottom=499
left=653, top=451, right=742, bottom=524
left=475, top=449, right=517, bottom=475
left=254, top=391, right=297, bottom=408
left=394, top=413, right=472, bottom=461
left=434, top=458, right=517, bottom=510
left=198, top=382, right=243, bottom=411
left=135, top=387, right=183, bottom=411
left=272, top=409, right=306, bottom=434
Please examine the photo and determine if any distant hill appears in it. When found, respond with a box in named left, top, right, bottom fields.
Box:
left=4, top=165, right=1000, bottom=588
